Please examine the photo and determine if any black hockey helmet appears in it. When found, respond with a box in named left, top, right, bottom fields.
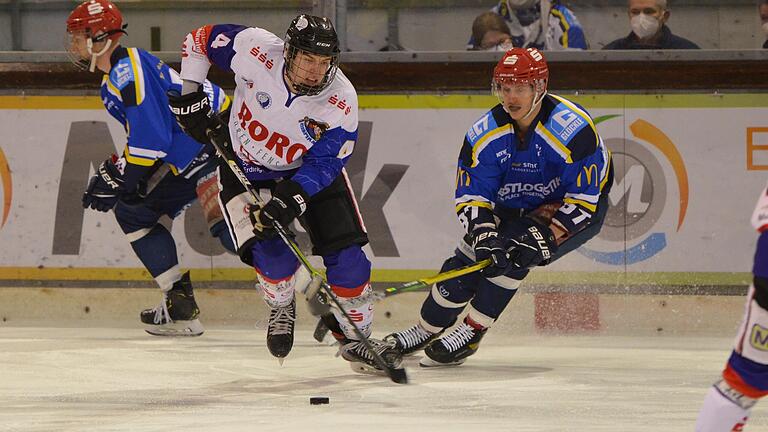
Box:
left=284, top=14, right=340, bottom=95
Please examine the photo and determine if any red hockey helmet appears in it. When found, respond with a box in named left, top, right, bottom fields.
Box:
left=66, top=0, right=126, bottom=42
left=492, top=47, right=549, bottom=96
left=66, top=0, right=126, bottom=71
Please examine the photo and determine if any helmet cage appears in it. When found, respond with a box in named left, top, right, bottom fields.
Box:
left=491, top=48, right=549, bottom=118
left=284, top=43, right=339, bottom=96
left=65, top=0, right=126, bottom=72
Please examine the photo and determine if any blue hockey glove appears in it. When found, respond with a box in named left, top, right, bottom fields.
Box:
left=168, top=88, right=219, bottom=145
left=472, top=225, right=510, bottom=278
left=506, top=217, right=558, bottom=269
left=249, top=179, right=309, bottom=241
left=82, top=157, right=124, bottom=212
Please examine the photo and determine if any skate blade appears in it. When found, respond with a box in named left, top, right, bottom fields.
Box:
left=418, top=357, right=465, bottom=368
left=144, top=319, right=204, bottom=337
left=348, top=361, right=388, bottom=377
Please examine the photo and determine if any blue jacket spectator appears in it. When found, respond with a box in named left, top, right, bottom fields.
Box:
left=468, top=0, right=588, bottom=51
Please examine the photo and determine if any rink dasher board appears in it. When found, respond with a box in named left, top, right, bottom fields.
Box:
left=0, top=94, right=765, bottom=280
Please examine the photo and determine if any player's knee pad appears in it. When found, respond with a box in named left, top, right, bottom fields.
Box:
left=430, top=256, right=479, bottom=307
left=114, top=202, right=160, bottom=237
left=418, top=256, right=478, bottom=329
left=323, top=245, right=371, bottom=297
left=251, top=237, right=298, bottom=278
left=299, top=172, right=368, bottom=256
left=468, top=279, right=520, bottom=326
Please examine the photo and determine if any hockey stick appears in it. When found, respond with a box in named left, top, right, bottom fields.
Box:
left=203, top=123, right=408, bottom=385
left=312, top=258, right=492, bottom=342
left=308, top=258, right=493, bottom=311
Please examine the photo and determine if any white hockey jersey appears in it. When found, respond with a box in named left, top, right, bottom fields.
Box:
left=180, top=24, right=358, bottom=196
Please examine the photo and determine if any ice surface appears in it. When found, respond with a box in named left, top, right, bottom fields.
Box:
left=0, top=327, right=765, bottom=432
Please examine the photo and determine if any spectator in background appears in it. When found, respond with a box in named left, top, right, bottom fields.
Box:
left=468, top=12, right=514, bottom=50
left=603, top=0, right=699, bottom=49
left=468, top=1, right=588, bottom=51
left=760, top=0, right=768, bottom=48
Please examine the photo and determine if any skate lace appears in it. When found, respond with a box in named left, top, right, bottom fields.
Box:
left=395, top=324, right=433, bottom=349
left=269, top=303, right=296, bottom=336
left=350, top=339, right=392, bottom=360
left=151, top=293, right=171, bottom=325
left=440, top=322, right=476, bottom=353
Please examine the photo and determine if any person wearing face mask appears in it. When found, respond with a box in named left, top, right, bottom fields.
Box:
left=467, top=0, right=587, bottom=50
left=760, top=0, right=768, bottom=48
left=603, top=0, right=699, bottom=49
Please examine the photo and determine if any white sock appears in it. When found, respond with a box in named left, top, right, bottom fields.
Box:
left=695, top=385, right=751, bottom=432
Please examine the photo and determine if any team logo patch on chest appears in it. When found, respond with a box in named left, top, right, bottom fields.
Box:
left=299, top=117, right=329, bottom=143
left=255, top=92, right=272, bottom=109
left=236, top=101, right=309, bottom=165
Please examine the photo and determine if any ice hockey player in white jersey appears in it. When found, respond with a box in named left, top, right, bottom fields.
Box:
left=168, top=15, right=402, bottom=373
left=696, top=183, right=768, bottom=431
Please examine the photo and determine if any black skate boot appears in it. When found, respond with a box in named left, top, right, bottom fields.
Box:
left=421, top=318, right=488, bottom=367
left=267, top=298, right=296, bottom=360
left=341, top=338, right=404, bottom=375
left=384, top=323, right=442, bottom=356
left=140, top=272, right=204, bottom=337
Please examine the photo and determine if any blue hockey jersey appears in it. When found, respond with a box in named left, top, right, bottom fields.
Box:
left=455, top=94, right=611, bottom=235
left=101, top=46, right=230, bottom=176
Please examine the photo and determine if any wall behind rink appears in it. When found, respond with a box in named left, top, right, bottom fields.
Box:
left=0, top=93, right=766, bottom=288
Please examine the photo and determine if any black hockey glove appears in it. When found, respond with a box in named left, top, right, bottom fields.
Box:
left=472, top=226, right=510, bottom=278
left=249, top=179, right=309, bottom=240
left=506, top=217, right=559, bottom=270
left=167, top=88, right=219, bottom=145
left=82, top=157, right=124, bottom=212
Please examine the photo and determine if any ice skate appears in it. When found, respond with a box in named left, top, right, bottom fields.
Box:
left=140, top=272, right=204, bottom=337
left=340, top=338, right=403, bottom=376
left=384, top=323, right=442, bottom=356
left=267, top=298, right=296, bottom=360
left=420, top=319, right=487, bottom=367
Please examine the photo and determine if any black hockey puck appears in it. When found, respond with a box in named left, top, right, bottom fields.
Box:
left=310, top=396, right=329, bottom=405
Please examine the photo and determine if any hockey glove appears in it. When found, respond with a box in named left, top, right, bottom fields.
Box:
left=506, top=217, right=558, bottom=270
left=82, top=157, right=124, bottom=212
left=168, top=88, right=219, bottom=145
left=472, top=226, right=510, bottom=278
left=250, top=179, right=309, bottom=240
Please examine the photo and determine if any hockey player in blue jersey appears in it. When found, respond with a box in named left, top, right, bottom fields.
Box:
left=695, top=183, right=768, bottom=431
left=167, top=15, right=402, bottom=373
left=66, top=0, right=236, bottom=337
left=386, top=48, right=613, bottom=367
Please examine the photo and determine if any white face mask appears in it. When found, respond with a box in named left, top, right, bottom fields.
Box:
left=762, top=21, right=768, bottom=37
left=630, top=13, right=661, bottom=40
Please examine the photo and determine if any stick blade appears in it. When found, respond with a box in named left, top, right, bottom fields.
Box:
left=305, top=276, right=331, bottom=316
left=388, top=367, right=409, bottom=384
